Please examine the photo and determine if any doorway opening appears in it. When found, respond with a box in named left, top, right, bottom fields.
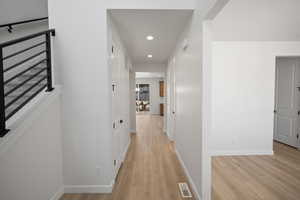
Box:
left=274, top=56, right=300, bottom=150
left=108, top=9, right=196, bottom=199
left=135, top=72, right=165, bottom=117
left=136, top=83, right=150, bottom=113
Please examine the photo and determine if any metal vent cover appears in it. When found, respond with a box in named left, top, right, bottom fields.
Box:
left=178, top=182, right=193, bottom=198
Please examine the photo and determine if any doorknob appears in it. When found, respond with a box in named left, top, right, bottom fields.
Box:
left=119, top=119, right=123, bottom=124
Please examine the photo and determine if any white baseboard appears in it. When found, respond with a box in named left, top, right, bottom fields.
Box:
left=121, top=140, right=131, bottom=162
left=49, top=186, right=64, bottom=200
left=175, top=149, right=201, bottom=200
left=64, top=184, right=113, bottom=194
left=210, top=150, right=274, bottom=156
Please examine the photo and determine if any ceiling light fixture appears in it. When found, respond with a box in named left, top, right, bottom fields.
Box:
left=147, top=54, right=153, bottom=58
left=146, top=35, right=154, bottom=40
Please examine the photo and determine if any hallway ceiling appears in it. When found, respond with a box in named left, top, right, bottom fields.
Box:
left=136, top=72, right=165, bottom=78
left=110, top=10, right=193, bottom=64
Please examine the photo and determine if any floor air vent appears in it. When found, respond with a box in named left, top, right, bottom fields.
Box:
left=178, top=182, right=193, bottom=198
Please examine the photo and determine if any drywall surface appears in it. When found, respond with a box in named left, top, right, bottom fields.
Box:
left=129, top=71, right=136, bottom=132
left=166, top=1, right=228, bottom=199
left=0, top=0, right=48, bottom=25
left=210, top=42, right=300, bottom=155
left=0, top=90, right=63, bottom=200
left=133, top=63, right=166, bottom=73
left=109, top=14, right=131, bottom=179
left=48, top=0, right=196, bottom=190
left=0, top=0, right=48, bottom=52
left=136, top=77, right=164, bottom=115
left=212, top=0, right=300, bottom=41
left=168, top=14, right=203, bottom=199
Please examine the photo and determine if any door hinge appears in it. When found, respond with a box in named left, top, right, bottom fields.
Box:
left=112, top=84, right=116, bottom=91
left=297, top=134, right=299, bottom=139
left=274, top=110, right=277, bottom=114
left=114, top=160, right=116, bottom=166
left=112, top=46, right=114, bottom=53
left=298, top=111, right=300, bottom=115
left=113, top=122, right=116, bottom=129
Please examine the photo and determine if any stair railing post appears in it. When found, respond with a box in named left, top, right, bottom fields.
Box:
left=0, top=47, right=9, bottom=137
left=45, top=32, right=54, bottom=92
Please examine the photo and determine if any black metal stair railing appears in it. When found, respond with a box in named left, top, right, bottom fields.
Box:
left=0, top=29, right=55, bottom=137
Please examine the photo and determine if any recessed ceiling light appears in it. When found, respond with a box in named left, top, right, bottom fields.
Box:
left=146, top=35, right=154, bottom=40
left=147, top=54, right=153, bottom=58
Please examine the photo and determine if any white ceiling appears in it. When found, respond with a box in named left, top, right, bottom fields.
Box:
left=136, top=72, right=165, bottom=78
left=110, top=10, right=193, bottom=64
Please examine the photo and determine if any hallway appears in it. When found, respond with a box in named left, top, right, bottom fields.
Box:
left=61, top=115, right=194, bottom=200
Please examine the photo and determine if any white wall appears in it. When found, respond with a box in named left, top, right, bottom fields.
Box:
left=129, top=71, right=136, bottom=133
left=212, top=0, right=300, bottom=41
left=0, top=90, right=63, bottom=200
left=109, top=13, right=131, bottom=178
left=165, top=1, right=226, bottom=199
left=48, top=0, right=197, bottom=191
left=136, top=77, right=164, bottom=115
left=0, top=3, right=62, bottom=200
left=166, top=59, right=173, bottom=139
left=133, top=63, right=166, bottom=73
left=0, top=0, right=48, bottom=45
left=209, top=0, right=300, bottom=156
left=210, top=42, right=300, bottom=155
left=0, top=0, right=48, bottom=25
left=168, top=14, right=203, bottom=199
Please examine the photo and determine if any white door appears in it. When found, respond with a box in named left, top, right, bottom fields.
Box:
left=274, top=58, right=300, bottom=148
left=111, top=41, right=122, bottom=177
left=168, top=58, right=176, bottom=141
left=118, top=53, right=130, bottom=162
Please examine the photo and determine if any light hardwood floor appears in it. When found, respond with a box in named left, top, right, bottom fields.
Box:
left=61, top=114, right=194, bottom=200
left=212, top=142, right=300, bottom=200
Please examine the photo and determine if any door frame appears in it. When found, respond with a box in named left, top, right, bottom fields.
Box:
left=110, top=38, right=123, bottom=179
left=273, top=56, right=300, bottom=150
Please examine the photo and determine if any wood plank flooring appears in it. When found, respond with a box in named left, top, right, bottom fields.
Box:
left=212, top=142, right=300, bottom=200
left=60, top=114, right=194, bottom=200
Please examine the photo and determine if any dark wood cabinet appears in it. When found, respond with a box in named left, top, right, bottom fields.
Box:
left=159, top=81, right=164, bottom=97
left=160, top=104, right=164, bottom=116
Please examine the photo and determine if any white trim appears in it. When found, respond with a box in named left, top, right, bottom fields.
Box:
left=64, top=184, right=113, bottom=194
left=121, top=140, right=131, bottom=162
left=49, top=187, right=64, bottom=200
left=175, top=149, right=201, bottom=200
left=112, top=138, right=131, bottom=180
left=210, top=150, right=274, bottom=156
left=202, top=20, right=213, bottom=200
left=166, top=131, right=174, bottom=141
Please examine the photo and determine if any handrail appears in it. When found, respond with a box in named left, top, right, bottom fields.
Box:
left=3, top=41, right=46, bottom=60
left=0, top=29, right=55, bottom=137
left=0, top=29, right=55, bottom=48
left=0, top=17, right=48, bottom=33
